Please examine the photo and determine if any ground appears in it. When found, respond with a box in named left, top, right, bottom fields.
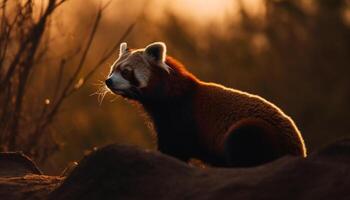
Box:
left=1, top=139, right=350, bottom=200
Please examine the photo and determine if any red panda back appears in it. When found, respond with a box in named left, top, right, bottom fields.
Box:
left=192, top=82, right=306, bottom=162
left=137, top=53, right=306, bottom=167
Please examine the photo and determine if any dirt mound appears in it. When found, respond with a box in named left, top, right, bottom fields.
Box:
left=1, top=139, right=350, bottom=200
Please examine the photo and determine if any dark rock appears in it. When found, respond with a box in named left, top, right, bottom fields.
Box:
left=1, top=139, right=350, bottom=200
left=49, top=141, right=350, bottom=200
left=0, top=152, right=62, bottom=200
left=0, top=152, right=42, bottom=177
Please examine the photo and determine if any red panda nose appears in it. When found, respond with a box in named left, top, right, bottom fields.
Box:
left=105, top=78, right=113, bottom=88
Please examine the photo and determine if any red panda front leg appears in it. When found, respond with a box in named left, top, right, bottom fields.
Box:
left=223, top=118, right=286, bottom=167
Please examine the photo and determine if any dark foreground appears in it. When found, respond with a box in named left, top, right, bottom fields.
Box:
left=1, top=139, right=350, bottom=200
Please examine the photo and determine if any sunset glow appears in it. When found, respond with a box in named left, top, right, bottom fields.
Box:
left=88, top=0, right=265, bottom=27
left=170, top=0, right=237, bottom=22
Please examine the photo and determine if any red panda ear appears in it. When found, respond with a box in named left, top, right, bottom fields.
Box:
left=144, top=42, right=166, bottom=63
left=119, top=42, right=128, bottom=57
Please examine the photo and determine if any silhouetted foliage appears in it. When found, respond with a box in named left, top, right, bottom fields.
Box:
left=159, top=0, right=350, bottom=150
left=0, top=0, right=135, bottom=164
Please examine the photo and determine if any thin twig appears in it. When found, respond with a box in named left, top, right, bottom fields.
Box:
left=8, top=0, right=58, bottom=150
left=27, top=5, right=106, bottom=150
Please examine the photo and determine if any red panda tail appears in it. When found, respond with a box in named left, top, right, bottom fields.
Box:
left=223, top=118, right=296, bottom=167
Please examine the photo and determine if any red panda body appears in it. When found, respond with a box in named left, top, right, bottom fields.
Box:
left=106, top=42, right=307, bottom=167
left=140, top=57, right=306, bottom=167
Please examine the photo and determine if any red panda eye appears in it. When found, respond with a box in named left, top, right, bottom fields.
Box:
left=121, top=68, right=132, bottom=79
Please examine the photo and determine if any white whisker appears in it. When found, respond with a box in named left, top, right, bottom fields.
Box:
left=98, top=91, right=107, bottom=105
left=110, top=96, right=119, bottom=102
left=91, top=83, right=111, bottom=106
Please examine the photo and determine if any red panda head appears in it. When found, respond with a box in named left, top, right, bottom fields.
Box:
left=105, top=42, right=197, bottom=103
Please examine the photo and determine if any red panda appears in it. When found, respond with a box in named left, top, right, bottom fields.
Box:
left=105, top=42, right=307, bottom=167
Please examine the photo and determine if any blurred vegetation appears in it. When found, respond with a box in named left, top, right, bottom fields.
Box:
left=0, top=0, right=135, bottom=168
left=159, top=0, right=350, bottom=152
left=1, top=0, right=349, bottom=174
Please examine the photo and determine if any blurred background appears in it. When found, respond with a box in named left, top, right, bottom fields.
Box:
left=0, top=0, right=349, bottom=174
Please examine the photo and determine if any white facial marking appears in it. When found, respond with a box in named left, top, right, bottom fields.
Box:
left=107, top=42, right=172, bottom=92
left=109, top=72, right=130, bottom=90
left=134, top=67, right=150, bottom=88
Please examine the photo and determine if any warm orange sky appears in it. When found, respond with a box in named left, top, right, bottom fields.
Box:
left=168, top=0, right=237, bottom=23
left=169, top=0, right=264, bottom=21
left=92, top=0, right=264, bottom=25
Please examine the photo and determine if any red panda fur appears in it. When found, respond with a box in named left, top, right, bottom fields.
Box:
left=139, top=56, right=307, bottom=167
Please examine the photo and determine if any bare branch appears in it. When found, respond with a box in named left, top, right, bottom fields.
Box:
left=27, top=8, right=138, bottom=152
left=64, top=8, right=103, bottom=97
left=8, top=0, right=60, bottom=150
left=54, top=0, right=67, bottom=9
left=26, top=5, right=104, bottom=151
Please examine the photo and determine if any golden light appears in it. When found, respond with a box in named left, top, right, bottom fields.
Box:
left=170, top=0, right=236, bottom=21
left=169, top=0, right=264, bottom=23
left=86, top=0, right=265, bottom=29
left=45, top=99, right=50, bottom=105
